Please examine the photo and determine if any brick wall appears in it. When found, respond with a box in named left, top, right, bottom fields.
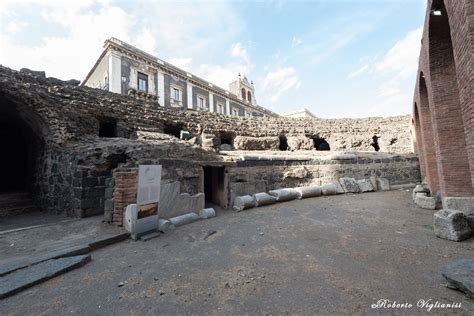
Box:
left=112, top=167, right=138, bottom=225
left=412, top=0, right=474, bottom=200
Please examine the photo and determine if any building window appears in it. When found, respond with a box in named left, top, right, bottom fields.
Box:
left=247, top=91, right=252, bottom=102
left=232, top=109, right=239, bottom=117
left=197, top=96, right=207, bottom=110
left=245, top=111, right=251, bottom=118
left=241, top=88, right=246, bottom=99
left=171, top=87, right=182, bottom=101
left=137, top=72, right=148, bottom=93
left=217, top=103, right=224, bottom=114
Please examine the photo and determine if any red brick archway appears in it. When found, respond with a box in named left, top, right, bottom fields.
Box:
left=413, top=103, right=426, bottom=179
left=418, top=75, right=440, bottom=193
left=428, top=0, right=473, bottom=197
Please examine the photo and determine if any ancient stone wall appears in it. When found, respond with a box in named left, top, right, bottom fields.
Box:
left=0, top=66, right=411, bottom=152
left=0, top=66, right=417, bottom=218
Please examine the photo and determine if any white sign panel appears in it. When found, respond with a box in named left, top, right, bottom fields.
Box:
left=137, top=165, right=162, bottom=206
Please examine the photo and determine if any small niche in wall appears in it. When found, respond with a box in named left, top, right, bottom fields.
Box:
left=99, top=118, right=117, bottom=138
left=219, top=132, right=234, bottom=146
left=163, top=122, right=183, bottom=138
left=313, top=137, right=330, bottom=151
left=279, top=135, right=289, bottom=151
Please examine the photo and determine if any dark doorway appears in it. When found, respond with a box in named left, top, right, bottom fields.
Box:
left=279, top=135, right=288, bottom=151
left=0, top=98, right=42, bottom=194
left=99, top=118, right=117, bottom=138
left=203, top=166, right=227, bottom=208
left=163, top=122, right=182, bottom=138
left=219, top=132, right=234, bottom=146
left=313, top=137, right=330, bottom=151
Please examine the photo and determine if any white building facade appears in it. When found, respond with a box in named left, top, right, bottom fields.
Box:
left=83, top=38, right=277, bottom=118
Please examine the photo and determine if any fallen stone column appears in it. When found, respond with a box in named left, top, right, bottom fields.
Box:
left=233, top=195, right=256, bottom=212
left=433, top=209, right=472, bottom=241
left=295, top=186, right=322, bottom=199
left=169, top=212, right=200, bottom=227
left=268, top=188, right=299, bottom=202
left=199, top=208, right=216, bottom=219
left=253, top=192, right=277, bottom=206
left=321, top=184, right=337, bottom=196
left=158, top=219, right=175, bottom=233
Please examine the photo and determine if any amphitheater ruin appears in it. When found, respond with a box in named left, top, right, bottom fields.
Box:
left=0, top=64, right=420, bottom=224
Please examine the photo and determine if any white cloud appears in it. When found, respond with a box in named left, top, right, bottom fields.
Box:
left=375, top=27, right=422, bottom=79
left=366, top=27, right=423, bottom=116
left=196, top=62, right=253, bottom=89
left=347, top=64, right=369, bottom=79
left=168, top=58, right=193, bottom=71
left=133, top=28, right=156, bottom=54
left=291, top=36, right=302, bottom=48
left=230, top=42, right=250, bottom=64
left=0, top=1, right=133, bottom=80
left=261, top=67, right=301, bottom=102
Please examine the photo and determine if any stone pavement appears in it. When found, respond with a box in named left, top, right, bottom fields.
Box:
left=0, top=213, right=128, bottom=296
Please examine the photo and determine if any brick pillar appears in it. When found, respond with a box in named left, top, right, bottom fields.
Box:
left=413, top=104, right=426, bottom=179
left=418, top=77, right=440, bottom=194
left=112, top=167, right=138, bottom=225
left=428, top=7, right=474, bottom=197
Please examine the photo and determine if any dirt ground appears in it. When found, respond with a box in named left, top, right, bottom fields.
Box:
left=1, top=190, right=473, bottom=315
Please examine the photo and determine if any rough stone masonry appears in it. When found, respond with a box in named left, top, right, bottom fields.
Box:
left=0, top=65, right=419, bottom=224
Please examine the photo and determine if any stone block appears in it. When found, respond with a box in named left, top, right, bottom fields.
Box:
left=369, top=176, right=378, bottom=191
left=295, top=186, right=322, bottom=199
left=268, top=188, right=299, bottom=202
left=233, top=195, right=256, bottom=212
left=376, top=178, right=390, bottom=191
left=339, top=177, right=360, bottom=193
left=415, top=193, right=437, bottom=210
left=443, top=197, right=474, bottom=214
left=104, top=199, right=114, bottom=212
left=357, top=179, right=374, bottom=192
left=441, top=259, right=474, bottom=298
left=334, top=182, right=345, bottom=194
left=199, top=208, right=216, bottom=219
left=253, top=192, right=277, bottom=206
left=159, top=181, right=204, bottom=219
left=466, top=213, right=474, bottom=229
left=321, top=184, right=337, bottom=196
left=433, top=209, right=472, bottom=242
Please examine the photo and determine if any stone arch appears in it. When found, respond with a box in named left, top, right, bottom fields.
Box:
left=418, top=75, right=440, bottom=193
left=241, top=88, right=246, bottom=100
left=247, top=91, right=252, bottom=102
left=428, top=0, right=473, bottom=196
left=0, top=90, right=48, bottom=210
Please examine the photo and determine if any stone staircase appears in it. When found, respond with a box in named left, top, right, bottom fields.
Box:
left=0, top=192, right=37, bottom=217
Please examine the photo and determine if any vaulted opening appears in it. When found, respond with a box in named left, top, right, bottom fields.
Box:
left=279, top=135, right=288, bottom=151
left=163, top=122, right=183, bottom=138
left=203, top=166, right=227, bottom=208
left=99, top=117, right=117, bottom=138
left=313, top=137, right=330, bottom=151
left=429, top=0, right=473, bottom=196
left=0, top=94, right=44, bottom=216
left=418, top=75, right=440, bottom=193
left=219, top=131, right=234, bottom=149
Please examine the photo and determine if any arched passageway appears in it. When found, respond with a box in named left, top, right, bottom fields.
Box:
left=0, top=94, right=44, bottom=214
left=418, top=76, right=440, bottom=193
left=413, top=103, right=426, bottom=179
left=428, top=0, right=473, bottom=196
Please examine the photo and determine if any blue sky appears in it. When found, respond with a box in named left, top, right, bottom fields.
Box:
left=0, top=0, right=426, bottom=118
